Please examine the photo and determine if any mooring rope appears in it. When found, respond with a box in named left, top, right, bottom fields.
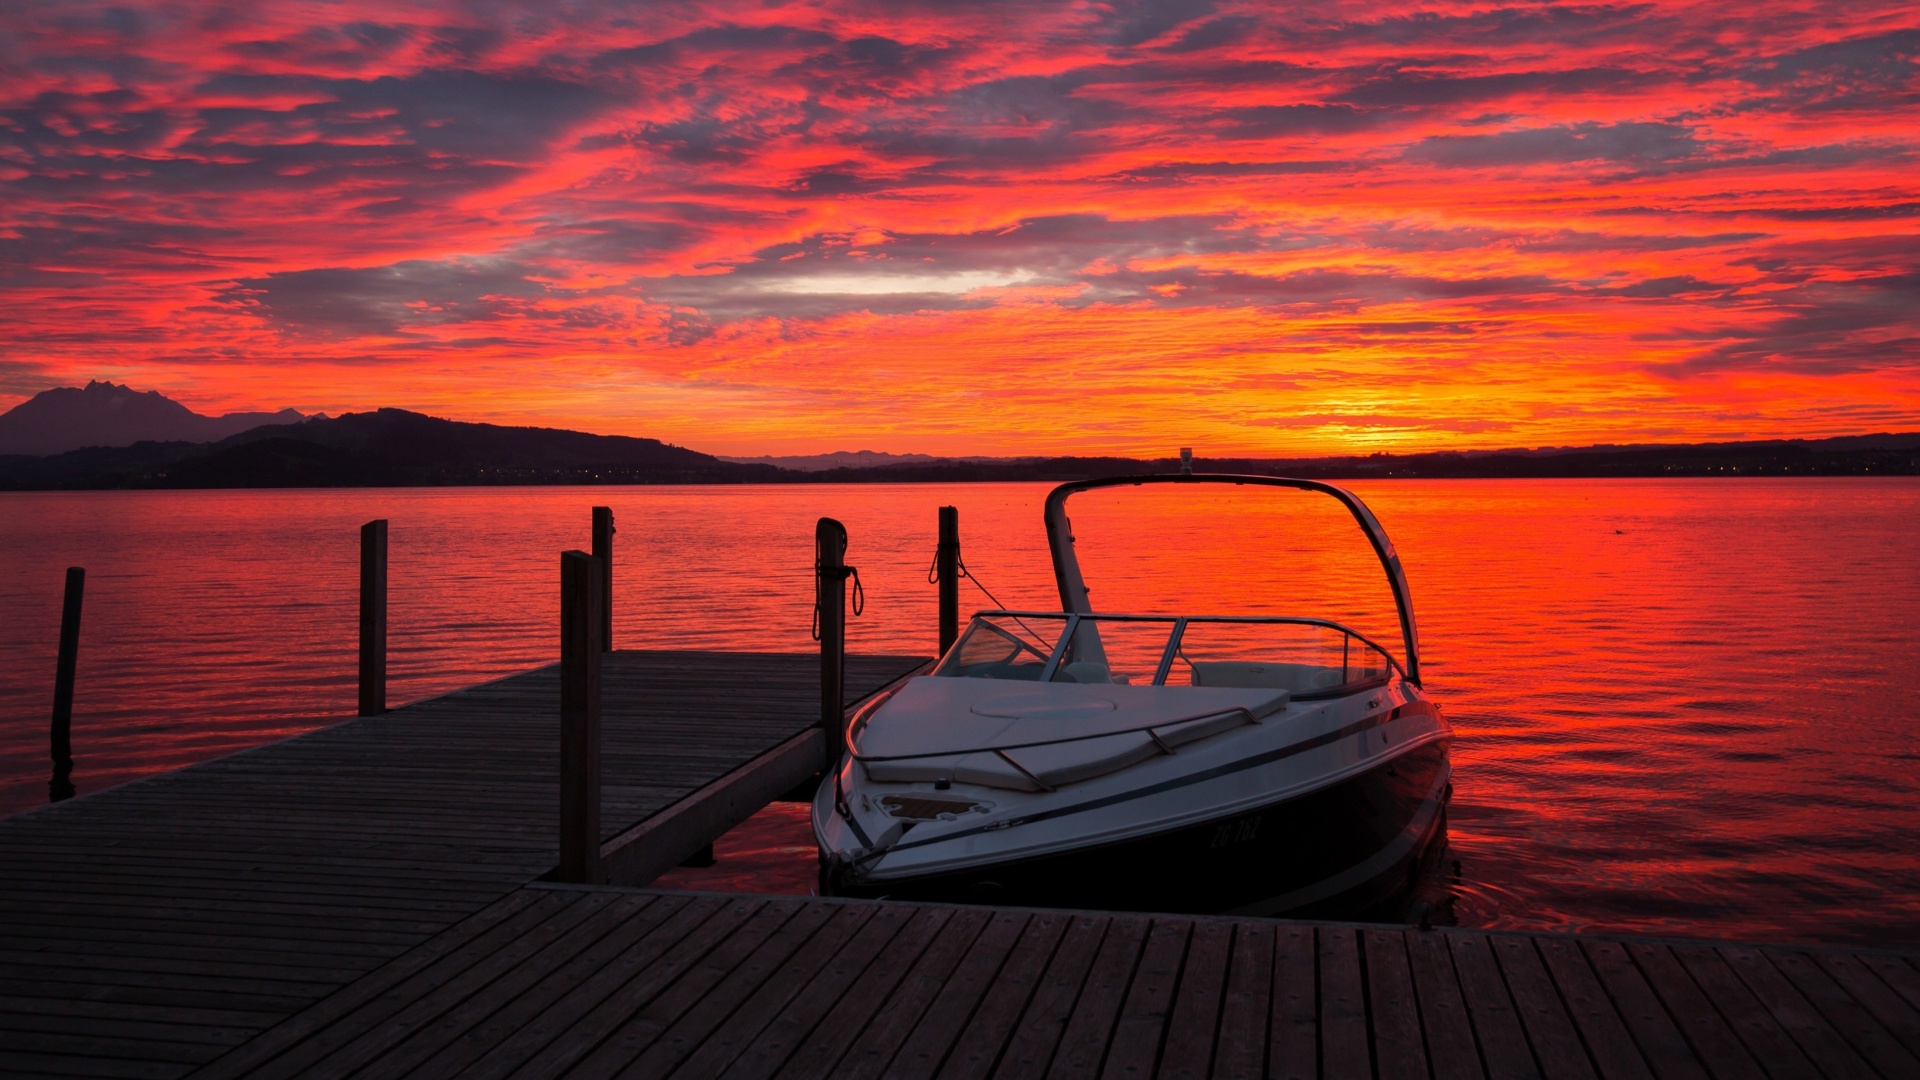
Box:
left=811, top=546, right=864, bottom=641
left=925, top=544, right=1053, bottom=649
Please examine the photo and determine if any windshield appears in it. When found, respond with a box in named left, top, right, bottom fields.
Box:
left=934, top=613, right=1069, bottom=681
left=935, top=612, right=1398, bottom=697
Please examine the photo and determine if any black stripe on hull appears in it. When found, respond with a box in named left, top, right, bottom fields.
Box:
left=823, top=741, right=1451, bottom=920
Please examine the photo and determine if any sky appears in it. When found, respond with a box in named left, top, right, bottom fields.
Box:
left=1, top=1, right=1917, bottom=456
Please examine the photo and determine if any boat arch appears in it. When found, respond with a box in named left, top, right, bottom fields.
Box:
left=1041, top=474, right=1423, bottom=686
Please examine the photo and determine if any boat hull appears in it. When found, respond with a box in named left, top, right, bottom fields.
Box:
left=822, top=739, right=1450, bottom=919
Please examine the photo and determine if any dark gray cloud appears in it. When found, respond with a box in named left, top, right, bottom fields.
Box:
left=1408, top=121, right=1703, bottom=168
left=0, top=214, right=240, bottom=287
left=1161, top=16, right=1261, bottom=54
left=1099, top=159, right=1344, bottom=182
left=1657, top=272, right=1920, bottom=376
left=1731, top=29, right=1920, bottom=112
left=1300, top=5, right=1667, bottom=52
left=1336, top=66, right=1648, bottom=109
left=1220, top=104, right=1377, bottom=139
left=1, top=68, right=613, bottom=211
left=195, top=69, right=610, bottom=162
left=519, top=217, right=709, bottom=266
left=226, top=21, right=417, bottom=68
left=1099, top=0, right=1218, bottom=47
left=215, top=258, right=558, bottom=337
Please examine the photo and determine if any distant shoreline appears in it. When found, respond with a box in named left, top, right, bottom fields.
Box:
left=2, top=406, right=1915, bottom=490
left=4, top=451, right=1916, bottom=491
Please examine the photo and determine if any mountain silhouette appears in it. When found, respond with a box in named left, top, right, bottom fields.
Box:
left=0, top=381, right=305, bottom=456
left=0, top=407, right=778, bottom=488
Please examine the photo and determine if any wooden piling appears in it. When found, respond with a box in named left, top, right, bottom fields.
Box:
left=558, top=549, right=604, bottom=883
left=358, top=519, right=387, bottom=717
left=817, top=518, right=849, bottom=758
left=49, top=566, right=84, bottom=802
left=592, top=506, right=614, bottom=652
left=937, top=505, right=960, bottom=656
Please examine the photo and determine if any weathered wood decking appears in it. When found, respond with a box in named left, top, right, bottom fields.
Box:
left=5, top=651, right=1920, bottom=1079
left=195, top=884, right=1920, bottom=1080
left=0, top=650, right=925, bottom=1079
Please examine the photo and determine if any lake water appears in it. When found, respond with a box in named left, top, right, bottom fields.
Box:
left=3, top=479, right=1917, bottom=948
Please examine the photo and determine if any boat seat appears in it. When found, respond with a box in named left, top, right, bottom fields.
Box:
left=1188, top=661, right=1343, bottom=692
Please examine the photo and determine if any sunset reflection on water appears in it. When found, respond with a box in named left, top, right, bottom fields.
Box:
left=3, top=479, right=1917, bottom=946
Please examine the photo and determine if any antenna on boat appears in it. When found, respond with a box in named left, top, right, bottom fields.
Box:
left=1179, top=447, right=1193, bottom=476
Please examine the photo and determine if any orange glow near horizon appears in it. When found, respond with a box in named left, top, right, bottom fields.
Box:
left=1, top=1, right=1917, bottom=456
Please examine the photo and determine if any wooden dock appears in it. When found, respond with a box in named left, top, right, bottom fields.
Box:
left=186, top=885, right=1920, bottom=1080
left=0, top=649, right=925, bottom=1078
left=4, top=651, right=1920, bottom=1078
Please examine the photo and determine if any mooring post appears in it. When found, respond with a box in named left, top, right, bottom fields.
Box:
left=49, top=566, right=84, bottom=802
left=559, top=549, right=604, bottom=883
left=937, top=505, right=960, bottom=656
left=358, top=519, right=388, bottom=717
left=592, top=506, right=614, bottom=652
left=817, top=518, right=849, bottom=759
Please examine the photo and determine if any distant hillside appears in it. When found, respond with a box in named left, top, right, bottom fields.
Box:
left=720, top=450, right=954, bottom=471
left=0, top=381, right=305, bottom=456
left=777, top=433, right=1920, bottom=482
left=0, top=408, right=779, bottom=489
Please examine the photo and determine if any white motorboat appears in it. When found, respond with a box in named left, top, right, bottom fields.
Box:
left=813, top=470, right=1452, bottom=916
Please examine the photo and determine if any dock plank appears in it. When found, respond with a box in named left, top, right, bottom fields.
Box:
left=1363, top=929, right=1430, bottom=1080
left=941, top=911, right=1072, bottom=1080
left=1268, top=923, right=1318, bottom=1080
left=764, top=905, right=953, bottom=1080
left=882, top=910, right=1032, bottom=1080
left=988, top=914, right=1108, bottom=1080
left=1048, top=914, right=1150, bottom=1080
left=1577, top=939, right=1707, bottom=1080
left=1208, top=921, right=1272, bottom=1080
left=1101, top=918, right=1190, bottom=1080
left=1493, top=933, right=1597, bottom=1080
left=826, top=907, right=992, bottom=1080
left=1717, top=947, right=1873, bottom=1080
left=1536, top=935, right=1651, bottom=1080
left=500, top=896, right=759, bottom=1080
left=1451, top=932, right=1543, bottom=1080
left=1622, top=942, right=1763, bottom=1080
left=1155, top=918, right=1231, bottom=1080
left=1759, top=948, right=1920, bottom=1079
left=1406, top=930, right=1484, bottom=1080
left=653, top=903, right=878, bottom=1078
left=1671, top=945, right=1821, bottom=1080
left=1809, top=951, right=1920, bottom=1059
left=574, top=898, right=815, bottom=1077
left=1318, top=927, right=1369, bottom=1080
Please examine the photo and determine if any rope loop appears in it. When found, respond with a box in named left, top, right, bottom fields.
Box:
left=811, top=534, right=862, bottom=640
left=926, top=534, right=961, bottom=585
